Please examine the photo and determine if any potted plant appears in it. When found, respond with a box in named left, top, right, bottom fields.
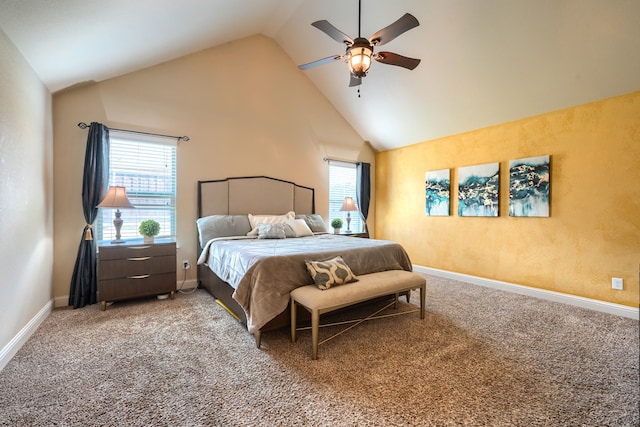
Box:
left=139, top=219, right=160, bottom=243
left=330, top=218, right=343, bottom=234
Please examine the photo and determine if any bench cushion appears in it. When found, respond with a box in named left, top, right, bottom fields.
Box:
left=291, top=269, right=425, bottom=313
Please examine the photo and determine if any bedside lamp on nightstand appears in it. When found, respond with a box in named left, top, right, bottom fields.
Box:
left=340, top=196, right=358, bottom=233
left=97, top=186, right=134, bottom=244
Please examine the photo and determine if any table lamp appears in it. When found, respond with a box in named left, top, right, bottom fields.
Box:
left=97, top=186, right=134, bottom=243
left=340, top=196, right=358, bottom=233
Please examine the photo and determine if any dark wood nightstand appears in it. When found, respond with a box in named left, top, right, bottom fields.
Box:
left=98, top=239, right=176, bottom=310
left=340, top=232, right=369, bottom=238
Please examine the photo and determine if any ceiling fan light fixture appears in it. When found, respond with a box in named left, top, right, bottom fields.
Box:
left=298, top=7, right=420, bottom=86
left=347, top=38, right=373, bottom=78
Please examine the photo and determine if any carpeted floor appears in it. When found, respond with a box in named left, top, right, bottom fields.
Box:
left=0, top=274, right=638, bottom=426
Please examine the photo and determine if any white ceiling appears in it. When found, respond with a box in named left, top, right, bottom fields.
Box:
left=1, top=0, right=639, bottom=151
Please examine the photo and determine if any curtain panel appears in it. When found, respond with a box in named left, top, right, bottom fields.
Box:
left=68, top=123, right=109, bottom=308
left=356, top=162, right=371, bottom=234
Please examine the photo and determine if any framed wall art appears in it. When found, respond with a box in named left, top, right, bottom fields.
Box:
left=509, top=155, right=550, bottom=217
left=458, top=163, right=500, bottom=217
left=425, top=169, right=450, bottom=216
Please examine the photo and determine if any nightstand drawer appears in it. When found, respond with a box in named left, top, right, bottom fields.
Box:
left=98, top=255, right=176, bottom=280
left=99, top=272, right=176, bottom=302
left=99, top=242, right=175, bottom=260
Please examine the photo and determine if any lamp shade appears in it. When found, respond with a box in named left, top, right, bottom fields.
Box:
left=340, top=197, right=358, bottom=212
left=97, top=186, right=134, bottom=208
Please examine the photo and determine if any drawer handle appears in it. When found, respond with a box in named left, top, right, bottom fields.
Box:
left=128, top=246, right=152, bottom=250
left=126, top=257, right=151, bottom=261
left=127, top=274, right=151, bottom=279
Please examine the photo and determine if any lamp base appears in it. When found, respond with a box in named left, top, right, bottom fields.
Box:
left=112, top=210, right=124, bottom=244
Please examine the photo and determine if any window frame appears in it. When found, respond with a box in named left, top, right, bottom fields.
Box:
left=328, top=161, right=362, bottom=233
left=96, top=131, right=177, bottom=243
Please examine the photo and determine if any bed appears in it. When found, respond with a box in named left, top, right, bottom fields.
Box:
left=196, top=176, right=414, bottom=345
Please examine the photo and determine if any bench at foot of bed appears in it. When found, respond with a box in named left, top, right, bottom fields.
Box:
left=290, top=269, right=426, bottom=360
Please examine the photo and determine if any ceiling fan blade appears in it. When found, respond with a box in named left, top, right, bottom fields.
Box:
left=374, top=51, right=421, bottom=70
left=349, top=75, right=362, bottom=87
left=311, top=20, right=354, bottom=45
left=369, top=13, right=419, bottom=46
left=298, top=54, right=344, bottom=71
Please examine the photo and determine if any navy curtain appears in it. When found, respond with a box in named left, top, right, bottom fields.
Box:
left=356, top=162, right=371, bottom=235
left=69, top=123, right=109, bottom=308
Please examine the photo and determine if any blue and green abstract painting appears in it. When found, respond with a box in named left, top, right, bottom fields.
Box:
left=425, top=169, right=450, bottom=216
left=458, top=163, right=500, bottom=217
left=509, top=155, right=550, bottom=217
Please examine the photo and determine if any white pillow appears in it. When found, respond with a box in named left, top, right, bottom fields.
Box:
left=285, top=218, right=313, bottom=237
left=247, top=211, right=295, bottom=236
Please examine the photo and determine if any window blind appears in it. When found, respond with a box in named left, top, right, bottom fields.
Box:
left=97, top=133, right=177, bottom=242
left=328, top=162, right=362, bottom=232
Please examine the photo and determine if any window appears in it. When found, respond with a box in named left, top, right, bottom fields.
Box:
left=97, top=132, right=176, bottom=242
left=328, top=162, right=362, bottom=232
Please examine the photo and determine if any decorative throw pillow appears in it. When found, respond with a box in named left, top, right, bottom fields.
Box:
left=247, top=211, right=295, bottom=236
left=283, top=223, right=297, bottom=238
left=296, top=214, right=328, bottom=233
left=285, top=218, right=313, bottom=237
left=305, top=256, right=358, bottom=290
left=196, top=215, right=252, bottom=247
left=257, top=223, right=287, bottom=239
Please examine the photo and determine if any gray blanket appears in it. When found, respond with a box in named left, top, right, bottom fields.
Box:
left=198, top=234, right=413, bottom=333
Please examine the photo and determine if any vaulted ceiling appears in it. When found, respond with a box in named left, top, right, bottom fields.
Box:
left=1, top=0, right=639, bottom=151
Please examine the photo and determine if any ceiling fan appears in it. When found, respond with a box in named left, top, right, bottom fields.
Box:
left=298, top=0, right=421, bottom=87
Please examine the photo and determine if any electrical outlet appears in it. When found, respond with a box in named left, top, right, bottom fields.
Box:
left=612, top=277, right=623, bottom=290
left=182, top=260, right=191, bottom=270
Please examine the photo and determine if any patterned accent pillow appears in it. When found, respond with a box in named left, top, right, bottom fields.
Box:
left=305, top=256, right=358, bottom=290
left=257, top=223, right=287, bottom=239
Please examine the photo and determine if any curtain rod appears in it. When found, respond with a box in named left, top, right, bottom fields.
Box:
left=323, top=157, right=358, bottom=165
left=77, top=122, right=189, bottom=142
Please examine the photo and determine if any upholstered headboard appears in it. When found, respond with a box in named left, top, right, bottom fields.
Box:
left=197, top=176, right=315, bottom=218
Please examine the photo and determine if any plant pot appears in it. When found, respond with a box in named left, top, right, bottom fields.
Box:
left=143, top=235, right=154, bottom=244
left=333, top=228, right=341, bottom=234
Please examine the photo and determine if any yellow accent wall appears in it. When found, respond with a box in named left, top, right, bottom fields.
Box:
left=375, top=92, right=640, bottom=308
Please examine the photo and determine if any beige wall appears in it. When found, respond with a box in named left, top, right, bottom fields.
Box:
left=0, top=29, right=53, bottom=352
left=376, top=92, right=640, bottom=308
left=52, top=35, right=375, bottom=303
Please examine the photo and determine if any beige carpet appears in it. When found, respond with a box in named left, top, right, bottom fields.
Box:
left=0, top=274, right=638, bottom=426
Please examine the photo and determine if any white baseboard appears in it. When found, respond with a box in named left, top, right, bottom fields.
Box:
left=0, top=300, right=53, bottom=372
left=414, top=265, right=639, bottom=320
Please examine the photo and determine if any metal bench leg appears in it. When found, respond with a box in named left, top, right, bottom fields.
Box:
left=291, top=297, right=297, bottom=342
left=311, top=309, right=320, bottom=360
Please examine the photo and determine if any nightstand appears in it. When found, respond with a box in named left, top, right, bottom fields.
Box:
left=341, top=232, right=369, bottom=238
left=98, top=240, right=176, bottom=310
